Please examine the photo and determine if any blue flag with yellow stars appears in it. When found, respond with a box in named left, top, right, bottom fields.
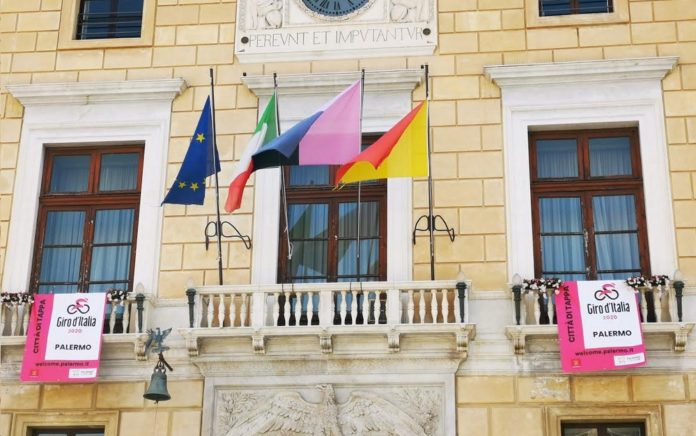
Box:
left=162, top=97, right=221, bottom=205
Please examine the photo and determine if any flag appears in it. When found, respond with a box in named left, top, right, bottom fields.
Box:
left=162, top=97, right=220, bottom=205
left=336, top=101, right=428, bottom=185
left=225, top=93, right=278, bottom=213
left=252, top=80, right=362, bottom=170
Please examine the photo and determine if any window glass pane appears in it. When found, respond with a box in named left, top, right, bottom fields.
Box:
left=289, top=166, right=330, bottom=186
left=593, top=195, right=637, bottom=231
left=536, top=139, right=578, bottom=178
left=539, top=0, right=572, bottom=16
left=607, top=427, right=642, bottom=436
left=93, top=209, right=134, bottom=243
left=563, top=430, right=598, bottom=436
left=338, top=202, right=380, bottom=237
left=38, top=211, right=85, bottom=293
left=539, top=197, right=582, bottom=233
left=50, top=155, right=90, bottom=193
left=338, top=239, right=380, bottom=278
left=541, top=236, right=586, bottom=274
left=595, top=234, right=640, bottom=272
left=38, top=285, right=79, bottom=294
left=78, top=0, right=142, bottom=39
left=99, top=153, right=139, bottom=191
left=290, top=241, right=327, bottom=280
left=578, top=0, right=612, bottom=14
left=90, top=246, right=131, bottom=282
left=589, top=137, right=632, bottom=177
left=288, top=204, right=328, bottom=239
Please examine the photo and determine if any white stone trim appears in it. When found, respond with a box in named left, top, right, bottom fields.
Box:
left=245, top=70, right=422, bottom=284
left=484, top=57, right=678, bottom=280
left=3, top=79, right=186, bottom=295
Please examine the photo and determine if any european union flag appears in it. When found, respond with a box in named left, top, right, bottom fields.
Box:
left=162, top=97, right=221, bottom=205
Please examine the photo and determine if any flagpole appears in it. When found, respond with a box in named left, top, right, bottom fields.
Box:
left=356, top=69, right=365, bottom=283
left=274, top=73, right=293, bottom=275
left=209, top=67, right=224, bottom=285
left=424, top=64, right=436, bottom=281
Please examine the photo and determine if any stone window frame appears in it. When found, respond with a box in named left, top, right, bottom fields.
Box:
left=547, top=405, right=662, bottom=436
left=484, top=56, right=679, bottom=281
left=242, top=70, right=423, bottom=284
left=13, top=411, right=118, bottom=436
left=3, top=79, right=185, bottom=295
left=58, top=0, right=156, bottom=50
left=525, top=0, right=628, bottom=28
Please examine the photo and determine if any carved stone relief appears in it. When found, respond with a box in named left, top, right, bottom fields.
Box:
left=214, top=384, right=442, bottom=436
left=389, top=0, right=429, bottom=23
left=249, top=0, right=284, bottom=29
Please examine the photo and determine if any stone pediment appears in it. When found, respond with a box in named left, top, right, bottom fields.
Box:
left=235, top=0, right=437, bottom=62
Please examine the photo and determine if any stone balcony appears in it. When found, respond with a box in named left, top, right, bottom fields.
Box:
left=504, top=282, right=695, bottom=356
left=179, top=280, right=476, bottom=360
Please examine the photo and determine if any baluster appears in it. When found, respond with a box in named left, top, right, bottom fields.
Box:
left=0, top=304, right=5, bottom=336
left=667, top=284, right=678, bottom=322
left=230, top=294, right=238, bottom=327
left=659, top=285, right=671, bottom=322
left=430, top=289, right=438, bottom=323
left=109, top=302, right=117, bottom=334
left=371, top=291, right=379, bottom=324
left=10, top=305, right=18, bottom=336
left=453, top=287, right=462, bottom=324
left=523, top=291, right=535, bottom=325
left=360, top=291, right=369, bottom=325
left=240, top=293, right=249, bottom=327
left=407, top=290, right=415, bottom=324
left=294, top=292, right=302, bottom=327
left=206, top=295, right=215, bottom=327
left=216, top=293, right=224, bottom=327
left=273, top=292, right=280, bottom=327
left=350, top=290, right=358, bottom=325
left=121, top=300, right=130, bottom=334
left=339, top=290, right=347, bottom=325
left=639, top=288, right=648, bottom=323
left=546, top=289, right=555, bottom=324
left=652, top=286, right=663, bottom=323
left=418, top=289, right=426, bottom=324
left=306, top=292, right=314, bottom=325
left=442, top=289, right=449, bottom=324
left=283, top=290, right=291, bottom=326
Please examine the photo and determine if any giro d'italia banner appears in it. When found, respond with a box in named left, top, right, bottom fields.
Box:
left=557, top=281, right=646, bottom=373
left=21, top=293, right=107, bottom=382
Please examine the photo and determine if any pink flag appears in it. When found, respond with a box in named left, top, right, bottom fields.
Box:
left=298, top=80, right=362, bottom=165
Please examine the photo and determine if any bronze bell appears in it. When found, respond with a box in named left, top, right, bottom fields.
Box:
left=143, top=366, right=171, bottom=403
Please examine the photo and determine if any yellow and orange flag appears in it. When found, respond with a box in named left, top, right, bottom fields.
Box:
left=335, top=101, right=428, bottom=185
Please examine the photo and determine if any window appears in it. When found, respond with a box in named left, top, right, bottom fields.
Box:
left=530, top=128, right=649, bottom=281
left=539, top=0, right=613, bottom=16
left=32, top=146, right=143, bottom=294
left=278, top=137, right=387, bottom=284
left=76, top=0, right=143, bottom=39
left=562, top=422, right=645, bottom=436
left=33, top=429, right=104, bottom=436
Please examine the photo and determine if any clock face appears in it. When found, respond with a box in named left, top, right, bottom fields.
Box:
left=301, top=0, right=371, bottom=17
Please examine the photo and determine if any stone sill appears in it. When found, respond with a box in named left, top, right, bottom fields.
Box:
left=179, top=323, right=476, bottom=358
left=504, top=322, right=695, bottom=355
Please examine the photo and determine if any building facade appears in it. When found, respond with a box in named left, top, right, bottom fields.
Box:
left=1, top=0, right=696, bottom=435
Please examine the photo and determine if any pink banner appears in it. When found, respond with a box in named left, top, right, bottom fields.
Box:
left=557, top=281, right=646, bottom=373
left=21, top=293, right=107, bottom=383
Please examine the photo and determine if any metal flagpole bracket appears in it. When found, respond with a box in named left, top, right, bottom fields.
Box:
left=204, top=220, right=252, bottom=250
left=412, top=214, right=455, bottom=245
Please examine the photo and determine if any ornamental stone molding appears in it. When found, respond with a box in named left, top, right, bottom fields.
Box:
left=6, top=78, right=187, bottom=106
left=235, top=0, right=437, bottom=62
left=484, top=56, right=678, bottom=87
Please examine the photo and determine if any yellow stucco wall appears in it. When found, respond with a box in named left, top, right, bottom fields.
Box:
left=1, top=0, right=696, bottom=292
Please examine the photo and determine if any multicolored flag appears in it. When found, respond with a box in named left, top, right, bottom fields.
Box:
left=162, top=97, right=220, bottom=205
left=336, top=101, right=428, bottom=185
left=252, top=80, right=362, bottom=170
left=225, top=93, right=278, bottom=213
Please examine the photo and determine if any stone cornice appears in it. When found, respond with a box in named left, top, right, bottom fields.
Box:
left=484, top=56, right=678, bottom=87
left=242, top=69, right=424, bottom=97
left=5, top=78, right=187, bottom=106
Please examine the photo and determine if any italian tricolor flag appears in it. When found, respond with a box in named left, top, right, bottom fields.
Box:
left=225, top=93, right=278, bottom=213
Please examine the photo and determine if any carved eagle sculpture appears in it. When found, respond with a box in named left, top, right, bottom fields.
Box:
left=227, top=384, right=428, bottom=436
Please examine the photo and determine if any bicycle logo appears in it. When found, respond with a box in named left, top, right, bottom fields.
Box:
left=594, top=284, right=619, bottom=301
left=67, top=298, right=90, bottom=315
